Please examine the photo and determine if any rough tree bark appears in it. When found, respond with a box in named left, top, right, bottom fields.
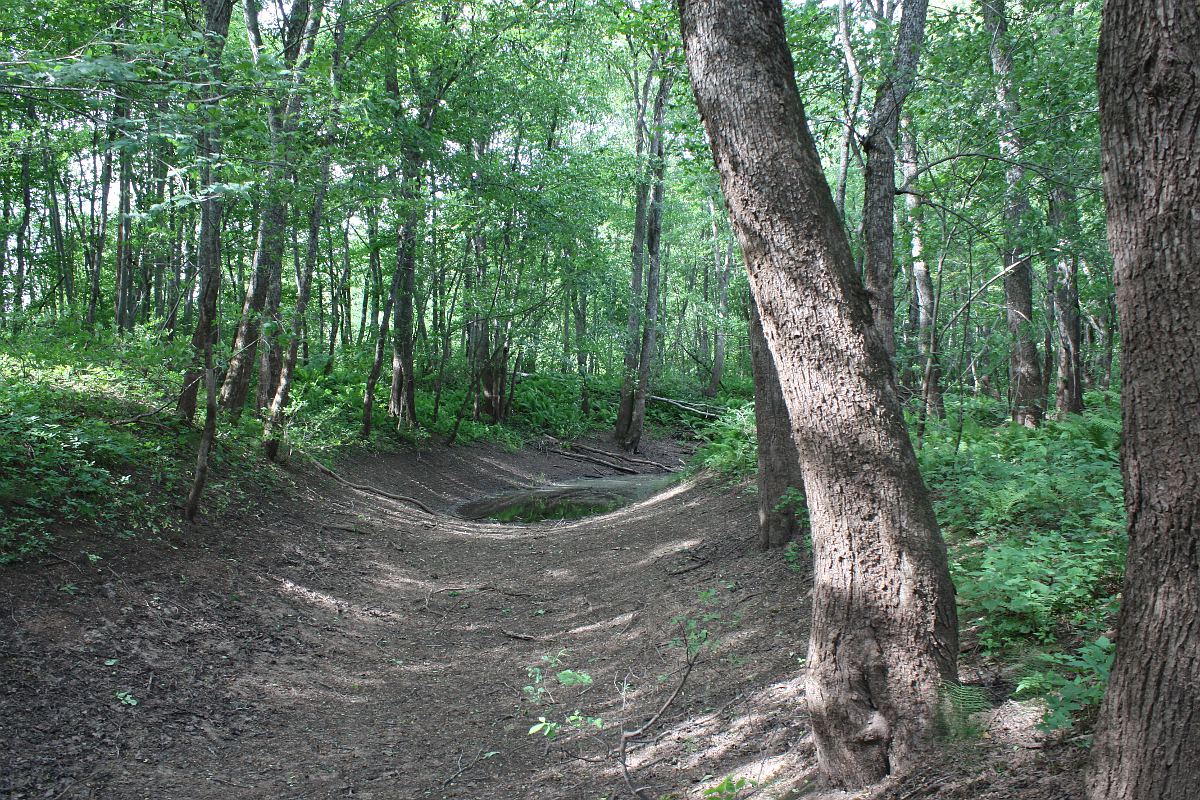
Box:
left=749, top=302, right=804, bottom=550
left=1087, top=2, right=1200, bottom=798
left=679, top=0, right=958, bottom=786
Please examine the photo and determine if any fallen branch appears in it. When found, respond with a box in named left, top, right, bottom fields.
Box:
left=648, top=395, right=720, bottom=419
left=554, top=449, right=639, bottom=475
left=304, top=455, right=435, bottom=514
left=568, top=442, right=673, bottom=472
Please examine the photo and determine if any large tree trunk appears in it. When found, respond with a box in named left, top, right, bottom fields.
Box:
left=861, top=0, right=930, bottom=359
left=749, top=302, right=803, bottom=550
left=1087, top=3, right=1200, bottom=799
left=680, top=0, right=958, bottom=786
left=981, top=0, right=1043, bottom=427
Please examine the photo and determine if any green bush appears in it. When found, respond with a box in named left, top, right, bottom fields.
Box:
left=691, top=402, right=757, bottom=479
left=916, top=400, right=1125, bottom=656
left=1016, top=635, right=1115, bottom=731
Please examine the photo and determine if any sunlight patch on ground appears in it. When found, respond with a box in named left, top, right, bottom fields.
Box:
left=564, top=610, right=636, bottom=637
left=275, top=577, right=405, bottom=622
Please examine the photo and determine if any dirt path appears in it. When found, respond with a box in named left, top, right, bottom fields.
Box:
left=2, top=438, right=821, bottom=800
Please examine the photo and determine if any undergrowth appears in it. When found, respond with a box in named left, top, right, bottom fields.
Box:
left=689, top=390, right=1125, bottom=732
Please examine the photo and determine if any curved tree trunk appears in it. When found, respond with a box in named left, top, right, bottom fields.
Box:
left=680, top=0, right=958, bottom=786
left=1088, top=2, right=1200, bottom=798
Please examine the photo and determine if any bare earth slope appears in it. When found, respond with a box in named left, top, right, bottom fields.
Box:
left=2, top=438, right=820, bottom=799
left=1, top=437, right=1086, bottom=799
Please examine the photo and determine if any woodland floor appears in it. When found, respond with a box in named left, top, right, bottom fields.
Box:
left=2, top=435, right=1088, bottom=800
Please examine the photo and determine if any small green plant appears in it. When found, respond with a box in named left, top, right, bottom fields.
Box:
left=528, top=717, right=561, bottom=738
left=523, top=666, right=549, bottom=704
left=704, top=775, right=751, bottom=799
left=564, top=710, right=603, bottom=730
left=556, top=669, right=593, bottom=688
left=114, top=690, right=138, bottom=706
left=692, top=403, right=757, bottom=479
left=1016, top=635, right=1115, bottom=731
left=783, top=541, right=805, bottom=571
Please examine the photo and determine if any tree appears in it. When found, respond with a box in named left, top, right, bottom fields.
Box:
left=1087, top=1, right=1200, bottom=797
left=860, top=0, right=930, bottom=359
left=980, top=0, right=1043, bottom=427
left=748, top=302, right=803, bottom=550
left=679, top=0, right=957, bottom=787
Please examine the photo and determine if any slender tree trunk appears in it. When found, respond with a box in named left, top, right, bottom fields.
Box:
left=750, top=302, right=804, bottom=550
left=388, top=162, right=421, bottom=427
left=15, top=140, right=32, bottom=314
left=704, top=194, right=732, bottom=397
left=265, top=163, right=328, bottom=460
left=1049, top=186, right=1084, bottom=417
left=572, top=278, right=590, bottom=414
left=615, top=57, right=657, bottom=444
left=178, top=0, right=235, bottom=422
left=619, top=69, right=673, bottom=453
left=183, top=345, right=218, bottom=521
left=901, top=117, right=942, bottom=422
left=861, top=0, right=930, bottom=360
left=834, top=0, right=863, bottom=223
left=222, top=0, right=325, bottom=415
left=981, top=0, right=1043, bottom=426
left=680, top=0, right=958, bottom=786
left=1088, top=3, right=1200, bottom=798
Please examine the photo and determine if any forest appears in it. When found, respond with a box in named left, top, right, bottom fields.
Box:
left=1, top=0, right=1195, bottom=798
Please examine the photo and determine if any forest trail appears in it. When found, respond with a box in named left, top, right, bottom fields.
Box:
left=2, top=438, right=820, bottom=800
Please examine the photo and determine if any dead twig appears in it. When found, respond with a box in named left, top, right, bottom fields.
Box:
left=442, top=748, right=497, bottom=787
left=648, top=395, right=720, bottom=419
left=617, top=653, right=701, bottom=799
left=500, top=629, right=541, bottom=641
